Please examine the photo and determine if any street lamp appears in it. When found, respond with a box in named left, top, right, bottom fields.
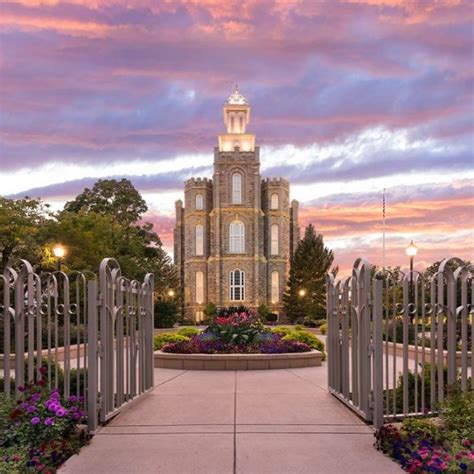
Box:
left=167, top=289, right=175, bottom=298
left=298, top=288, right=307, bottom=298
left=406, top=240, right=418, bottom=302
left=52, top=244, right=66, bottom=272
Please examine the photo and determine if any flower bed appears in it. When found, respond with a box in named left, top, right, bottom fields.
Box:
left=154, top=307, right=324, bottom=370
left=0, top=367, right=90, bottom=473
left=374, top=385, right=474, bottom=473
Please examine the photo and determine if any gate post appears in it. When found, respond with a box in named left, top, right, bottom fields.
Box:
left=87, top=281, right=98, bottom=432
left=373, top=278, right=384, bottom=429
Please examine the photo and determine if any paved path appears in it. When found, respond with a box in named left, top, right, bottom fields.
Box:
left=61, top=365, right=401, bottom=474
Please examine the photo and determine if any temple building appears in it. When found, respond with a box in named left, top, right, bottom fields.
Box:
left=174, top=87, right=300, bottom=322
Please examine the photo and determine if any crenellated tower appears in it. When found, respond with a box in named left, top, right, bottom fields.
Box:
left=174, top=86, right=300, bottom=322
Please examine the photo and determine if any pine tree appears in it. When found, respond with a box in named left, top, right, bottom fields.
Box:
left=283, top=224, right=335, bottom=324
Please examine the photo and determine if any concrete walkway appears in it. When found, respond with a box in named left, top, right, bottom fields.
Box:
left=61, top=365, right=401, bottom=474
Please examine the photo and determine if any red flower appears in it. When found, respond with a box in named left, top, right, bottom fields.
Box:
left=37, top=379, right=46, bottom=387
left=10, top=408, right=21, bottom=420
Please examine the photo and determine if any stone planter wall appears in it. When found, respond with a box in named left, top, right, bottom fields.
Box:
left=154, top=350, right=322, bottom=370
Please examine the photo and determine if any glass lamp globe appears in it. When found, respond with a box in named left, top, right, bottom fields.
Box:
left=406, top=240, right=418, bottom=258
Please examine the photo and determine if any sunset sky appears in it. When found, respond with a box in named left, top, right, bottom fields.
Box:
left=1, top=0, right=473, bottom=275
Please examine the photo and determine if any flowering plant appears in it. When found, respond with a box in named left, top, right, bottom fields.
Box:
left=206, top=307, right=266, bottom=345
left=1, top=367, right=89, bottom=472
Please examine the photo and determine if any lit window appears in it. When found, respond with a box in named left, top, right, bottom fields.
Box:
left=196, top=271, right=204, bottom=304
left=196, top=310, right=204, bottom=322
left=196, top=194, right=203, bottom=210
left=195, top=225, right=204, bottom=256
left=271, top=224, right=279, bottom=255
left=229, top=221, right=245, bottom=253
left=230, top=269, right=245, bottom=301
left=271, top=193, right=279, bottom=210
left=271, top=271, right=279, bottom=303
left=232, top=173, right=242, bottom=204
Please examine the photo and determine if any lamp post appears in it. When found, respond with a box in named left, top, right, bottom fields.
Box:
left=406, top=240, right=418, bottom=303
left=52, top=244, right=66, bottom=272
left=167, top=289, right=175, bottom=299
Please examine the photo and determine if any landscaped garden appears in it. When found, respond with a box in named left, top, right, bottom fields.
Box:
left=154, top=306, right=325, bottom=357
left=0, top=367, right=89, bottom=473
left=375, top=384, right=474, bottom=473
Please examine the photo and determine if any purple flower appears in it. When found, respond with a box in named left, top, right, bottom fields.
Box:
left=48, top=403, right=59, bottom=412
left=56, top=408, right=67, bottom=417
left=44, top=417, right=54, bottom=426
left=72, top=412, right=81, bottom=421
left=68, top=395, right=77, bottom=402
left=78, top=396, right=85, bottom=403
left=51, top=391, right=60, bottom=399
left=70, top=406, right=78, bottom=413
left=30, top=417, right=40, bottom=425
left=20, top=402, right=28, bottom=410
left=18, top=386, right=25, bottom=392
left=27, top=406, right=37, bottom=413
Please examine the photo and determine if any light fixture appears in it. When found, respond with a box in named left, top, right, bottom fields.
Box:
left=298, top=288, right=307, bottom=297
left=405, top=240, right=417, bottom=258
left=167, top=289, right=175, bottom=298
left=53, top=244, right=66, bottom=259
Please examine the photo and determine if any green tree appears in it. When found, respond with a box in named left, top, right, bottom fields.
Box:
left=64, top=178, right=147, bottom=226
left=283, top=224, right=335, bottom=324
left=0, top=197, right=51, bottom=271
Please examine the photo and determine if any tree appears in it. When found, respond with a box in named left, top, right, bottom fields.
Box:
left=64, top=178, right=147, bottom=226
left=0, top=197, right=51, bottom=271
left=283, top=224, right=335, bottom=324
left=63, top=179, right=177, bottom=295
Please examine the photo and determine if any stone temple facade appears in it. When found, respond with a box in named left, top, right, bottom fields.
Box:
left=174, top=87, right=300, bottom=322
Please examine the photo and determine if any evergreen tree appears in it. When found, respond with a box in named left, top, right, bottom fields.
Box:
left=283, top=224, right=335, bottom=323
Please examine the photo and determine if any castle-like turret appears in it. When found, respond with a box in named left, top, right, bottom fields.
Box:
left=174, top=87, right=300, bottom=322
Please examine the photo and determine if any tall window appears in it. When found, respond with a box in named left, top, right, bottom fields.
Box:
left=271, top=271, right=279, bottom=303
left=271, top=193, right=279, bottom=210
left=232, top=172, right=242, bottom=204
left=196, top=193, right=203, bottom=210
left=195, top=311, right=204, bottom=322
left=229, top=221, right=245, bottom=253
left=230, top=269, right=245, bottom=301
left=195, top=271, right=204, bottom=304
left=195, top=224, right=204, bottom=256
left=271, top=224, right=279, bottom=255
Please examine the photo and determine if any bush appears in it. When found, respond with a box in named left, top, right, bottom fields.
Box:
left=439, top=384, right=474, bottom=442
left=265, top=313, right=278, bottom=324
left=176, top=327, right=201, bottom=338
left=281, top=330, right=326, bottom=360
left=154, top=333, right=189, bottom=350
left=320, top=323, right=327, bottom=335
left=154, top=300, right=178, bottom=328
left=257, top=304, right=270, bottom=320
left=271, top=326, right=293, bottom=336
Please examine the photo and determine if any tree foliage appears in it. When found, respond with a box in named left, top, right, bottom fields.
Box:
left=283, top=224, right=335, bottom=323
left=64, top=178, right=147, bottom=226
left=0, top=197, right=50, bottom=271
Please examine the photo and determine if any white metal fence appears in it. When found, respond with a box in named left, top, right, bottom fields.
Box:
left=326, top=258, right=473, bottom=428
left=1, top=258, right=154, bottom=431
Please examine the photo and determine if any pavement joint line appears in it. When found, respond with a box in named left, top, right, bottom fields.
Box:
left=233, top=370, right=237, bottom=474
left=152, top=370, right=188, bottom=389
left=284, top=368, right=329, bottom=392
left=105, top=423, right=366, bottom=427
left=96, top=431, right=374, bottom=436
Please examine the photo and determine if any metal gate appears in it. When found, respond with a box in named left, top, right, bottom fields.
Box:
left=1, top=258, right=154, bottom=432
left=326, top=258, right=473, bottom=429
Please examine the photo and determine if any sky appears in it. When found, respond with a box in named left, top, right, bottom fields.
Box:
left=1, top=0, right=473, bottom=276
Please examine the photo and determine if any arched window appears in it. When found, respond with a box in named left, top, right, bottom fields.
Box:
left=271, top=193, right=279, bottom=210
left=271, top=271, right=279, bottom=304
left=271, top=224, right=279, bottom=255
left=195, top=224, right=204, bottom=256
left=195, top=194, right=203, bottom=210
left=229, top=221, right=245, bottom=253
left=232, top=172, right=242, bottom=204
left=195, top=271, right=204, bottom=304
left=196, top=310, right=204, bottom=322
left=230, top=269, right=245, bottom=301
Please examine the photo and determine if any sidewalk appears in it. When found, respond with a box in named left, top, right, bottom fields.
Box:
left=61, top=365, right=401, bottom=474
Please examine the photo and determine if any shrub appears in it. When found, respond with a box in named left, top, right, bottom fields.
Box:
left=265, top=313, right=278, bottom=324
left=154, top=333, right=189, bottom=351
left=176, top=327, right=201, bottom=338
left=282, top=330, right=326, bottom=360
left=257, top=304, right=270, bottom=320
left=154, top=300, right=177, bottom=328
left=439, top=383, right=474, bottom=442
left=320, top=323, right=327, bottom=335
left=271, top=327, right=292, bottom=338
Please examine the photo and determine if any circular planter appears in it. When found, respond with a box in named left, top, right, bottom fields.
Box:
left=154, top=350, right=322, bottom=370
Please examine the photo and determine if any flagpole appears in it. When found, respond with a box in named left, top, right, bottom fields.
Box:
left=382, top=188, right=386, bottom=275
